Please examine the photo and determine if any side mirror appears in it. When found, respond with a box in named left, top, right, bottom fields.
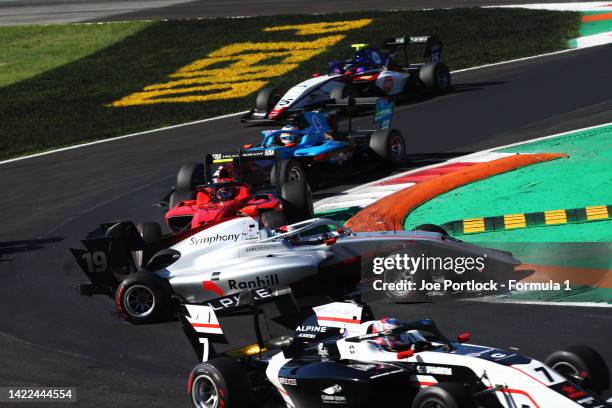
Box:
left=397, top=349, right=415, bottom=359
left=457, top=332, right=470, bottom=343
left=325, top=237, right=337, bottom=246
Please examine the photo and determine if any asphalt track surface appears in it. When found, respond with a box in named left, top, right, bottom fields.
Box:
left=1, top=45, right=611, bottom=407
left=0, top=0, right=598, bottom=25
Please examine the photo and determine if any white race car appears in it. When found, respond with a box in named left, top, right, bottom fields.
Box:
left=241, top=36, right=450, bottom=123
left=73, top=217, right=519, bottom=324
left=183, top=290, right=612, bottom=408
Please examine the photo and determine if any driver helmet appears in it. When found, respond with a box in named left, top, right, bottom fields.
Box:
left=280, top=125, right=299, bottom=145
left=370, top=317, right=413, bottom=351
left=216, top=186, right=235, bottom=201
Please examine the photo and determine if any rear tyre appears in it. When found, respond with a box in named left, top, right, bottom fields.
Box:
left=115, top=272, right=171, bottom=324
left=255, top=87, right=283, bottom=114
left=188, top=358, right=253, bottom=408
left=169, top=190, right=196, bottom=210
left=177, top=162, right=205, bottom=192
left=545, top=345, right=610, bottom=394
left=133, top=222, right=162, bottom=268
left=369, top=129, right=405, bottom=167
left=330, top=83, right=357, bottom=101
left=413, top=224, right=449, bottom=236
left=281, top=179, right=314, bottom=222
left=411, top=382, right=476, bottom=408
left=270, top=159, right=306, bottom=187
left=419, top=62, right=451, bottom=92
left=260, top=211, right=289, bottom=231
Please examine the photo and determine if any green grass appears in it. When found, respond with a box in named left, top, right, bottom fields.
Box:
left=0, top=9, right=580, bottom=160
left=0, top=22, right=151, bottom=87
left=404, top=124, right=612, bottom=243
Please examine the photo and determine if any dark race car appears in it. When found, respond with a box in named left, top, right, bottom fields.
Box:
left=242, top=36, right=450, bottom=123
left=182, top=289, right=612, bottom=408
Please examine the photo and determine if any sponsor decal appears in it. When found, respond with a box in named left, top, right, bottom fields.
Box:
left=347, top=363, right=376, bottom=371
left=190, top=233, right=241, bottom=246
left=205, top=287, right=272, bottom=311
left=245, top=245, right=276, bottom=253
left=416, top=365, right=453, bottom=376
left=228, top=274, right=279, bottom=290
left=561, top=385, right=587, bottom=400
left=279, top=377, right=297, bottom=386
left=321, top=384, right=347, bottom=404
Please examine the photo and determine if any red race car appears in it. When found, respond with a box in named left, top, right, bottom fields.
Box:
left=163, top=151, right=313, bottom=233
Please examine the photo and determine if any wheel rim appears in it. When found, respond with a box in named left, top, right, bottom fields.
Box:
left=287, top=166, right=303, bottom=182
left=191, top=375, right=219, bottom=408
left=421, top=399, right=445, bottom=408
left=389, top=134, right=405, bottom=160
left=551, top=362, right=582, bottom=382
left=437, top=70, right=449, bottom=88
left=123, top=285, right=156, bottom=317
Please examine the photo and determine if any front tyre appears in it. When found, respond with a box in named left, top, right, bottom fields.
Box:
left=189, top=358, right=253, bottom=408
left=132, top=222, right=163, bottom=268
left=255, top=87, right=283, bottom=114
left=411, top=383, right=476, bottom=408
left=369, top=129, right=406, bottom=167
left=545, top=345, right=610, bottom=394
left=176, top=162, right=205, bottom=192
left=270, top=159, right=306, bottom=187
left=383, top=261, right=431, bottom=303
left=281, top=179, right=314, bottom=222
left=115, top=272, right=171, bottom=324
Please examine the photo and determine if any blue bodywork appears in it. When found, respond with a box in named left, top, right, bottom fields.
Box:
left=246, top=111, right=357, bottom=164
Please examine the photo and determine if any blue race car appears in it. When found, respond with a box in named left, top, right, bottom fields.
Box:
left=243, top=97, right=405, bottom=186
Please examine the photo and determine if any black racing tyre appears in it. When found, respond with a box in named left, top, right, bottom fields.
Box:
left=413, top=224, right=449, bottom=236
left=270, top=159, right=306, bottom=187
left=260, top=211, right=289, bottom=231
left=419, top=62, right=451, bottom=92
left=411, top=382, right=476, bottom=408
left=330, top=83, right=357, bottom=101
left=369, top=129, right=405, bottom=167
left=255, top=87, right=283, bottom=113
left=176, top=162, right=205, bottom=192
left=114, top=272, right=171, bottom=324
left=133, top=222, right=163, bottom=268
left=545, top=345, right=610, bottom=394
left=169, top=190, right=196, bottom=210
left=188, top=358, right=253, bottom=408
left=281, top=179, right=314, bottom=222
left=383, top=253, right=432, bottom=303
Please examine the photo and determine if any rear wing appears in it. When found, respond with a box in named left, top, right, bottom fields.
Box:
left=305, top=96, right=394, bottom=131
left=180, top=286, right=304, bottom=362
left=204, top=148, right=281, bottom=187
left=383, top=35, right=443, bottom=64
left=181, top=286, right=376, bottom=362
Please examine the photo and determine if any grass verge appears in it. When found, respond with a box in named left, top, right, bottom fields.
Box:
left=0, top=8, right=579, bottom=160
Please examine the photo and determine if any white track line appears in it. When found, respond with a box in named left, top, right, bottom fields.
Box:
left=0, top=110, right=248, bottom=165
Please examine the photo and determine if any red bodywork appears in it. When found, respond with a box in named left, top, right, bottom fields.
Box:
left=165, top=181, right=281, bottom=231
